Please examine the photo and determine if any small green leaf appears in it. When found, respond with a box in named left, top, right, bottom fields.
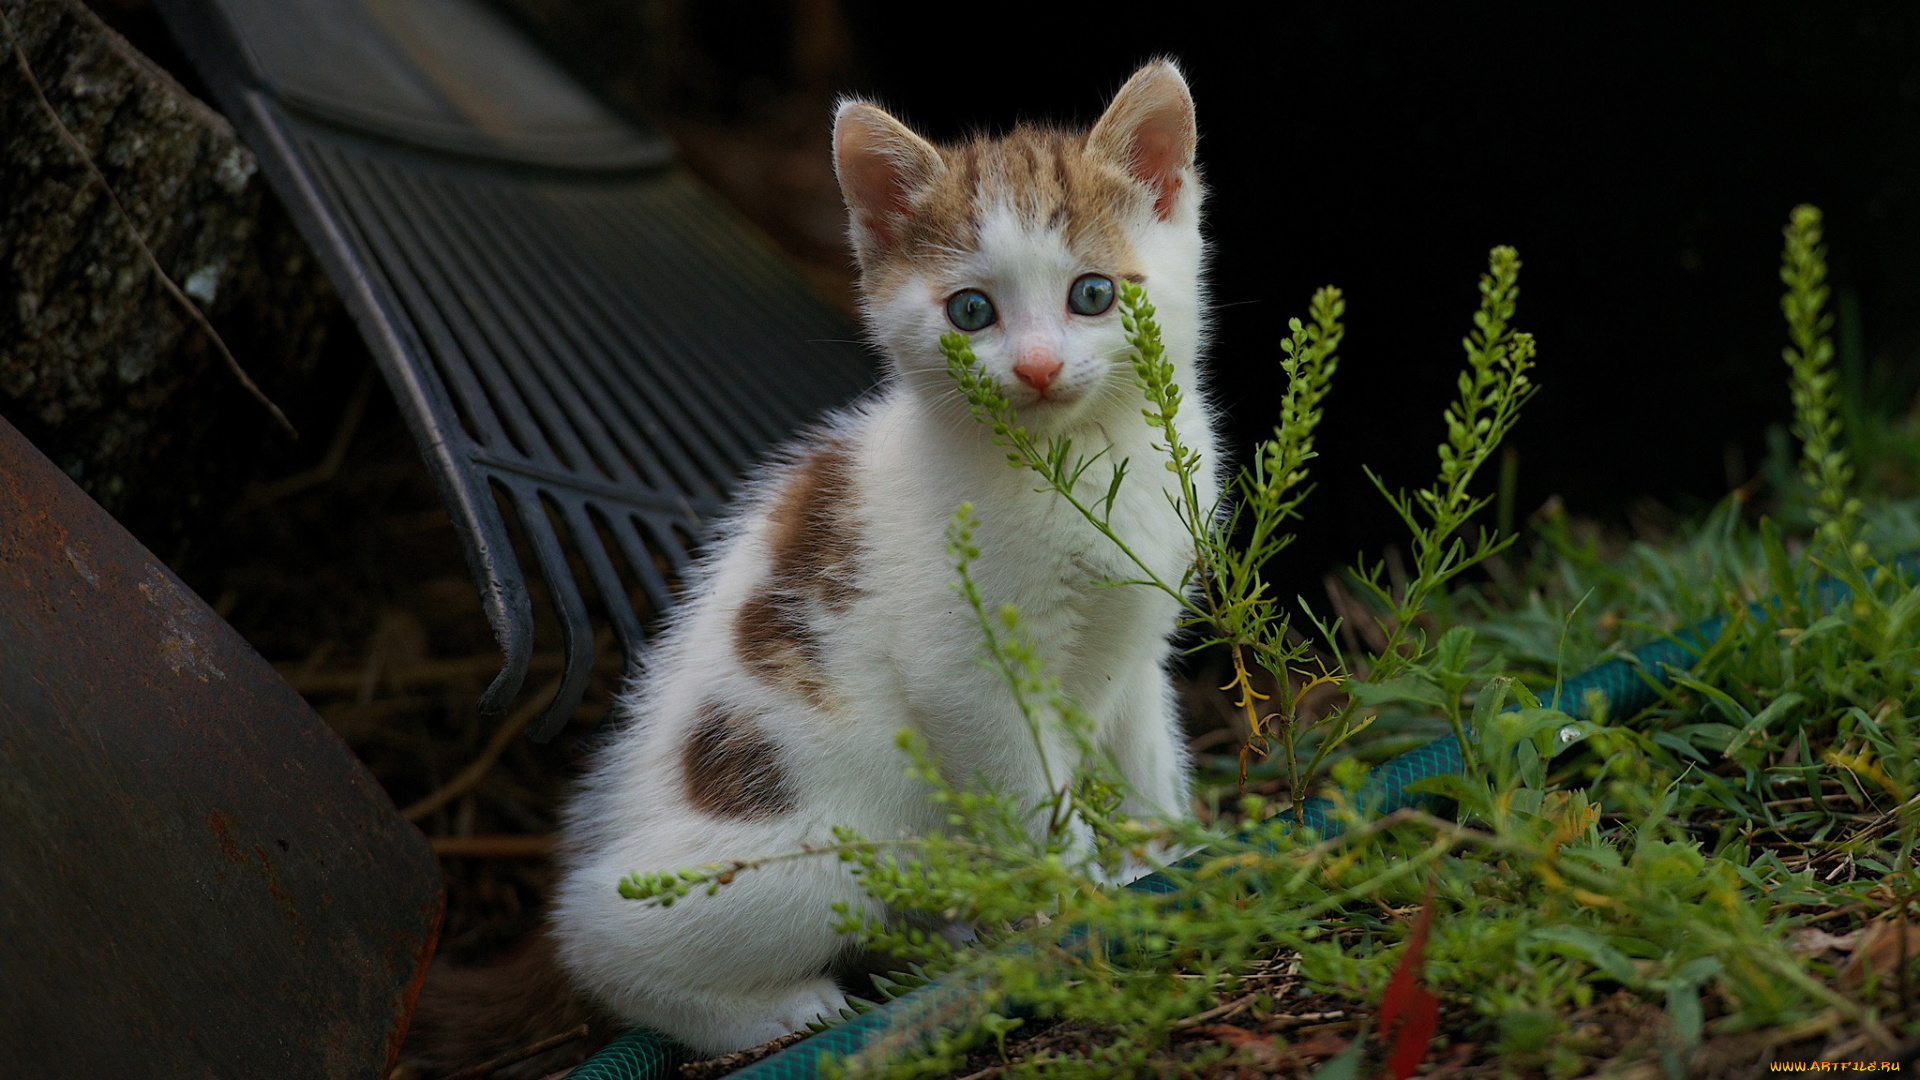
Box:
left=1349, top=675, right=1448, bottom=710
left=1791, top=612, right=1851, bottom=646
left=1435, top=625, right=1474, bottom=675
left=1406, top=773, right=1493, bottom=816
left=1527, top=926, right=1640, bottom=985
left=1664, top=981, right=1702, bottom=1048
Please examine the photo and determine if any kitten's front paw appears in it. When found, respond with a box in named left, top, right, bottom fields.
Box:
left=700, top=977, right=847, bottom=1053
left=770, top=978, right=849, bottom=1032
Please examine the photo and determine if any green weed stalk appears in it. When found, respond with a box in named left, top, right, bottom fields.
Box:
left=618, top=216, right=1920, bottom=1077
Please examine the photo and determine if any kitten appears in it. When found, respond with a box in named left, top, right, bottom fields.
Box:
left=547, top=59, right=1219, bottom=1057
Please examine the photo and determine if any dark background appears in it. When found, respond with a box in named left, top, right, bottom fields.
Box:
left=94, top=0, right=1920, bottom=596
left=712, top=0, right=1920, bottom=593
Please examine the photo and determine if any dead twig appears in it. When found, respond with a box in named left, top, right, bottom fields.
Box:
left=431, top=834, right=556, bottom=858
left=1268, top=1009, right=1350, bottom=1030
left=1172, top=991, right=1260, bottom=1031
left=0, top=5, right=298, bottom=439
left=675, top=1031, right=810, bottom=1080
left=248, top=364, right=378, bottom=504
left=403, top=675, right=562, bottom=822
left=439, top=1023, right=588, bottom=1080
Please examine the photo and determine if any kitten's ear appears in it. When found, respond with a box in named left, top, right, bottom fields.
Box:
left=1087, top=61, right=1198, bottom=222
left=833, top=101, right=945, bottom=263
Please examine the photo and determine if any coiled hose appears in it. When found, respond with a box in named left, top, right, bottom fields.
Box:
left=567, top=558, right=1914, bottom=1080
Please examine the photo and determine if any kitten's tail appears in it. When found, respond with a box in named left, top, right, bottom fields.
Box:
left=395, top=926, right=619, bottom=1080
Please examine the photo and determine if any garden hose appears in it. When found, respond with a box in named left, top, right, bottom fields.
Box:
left=566, top=1031, right=688, bottom=1080
left=564, top=554, right=1918, bottom=1080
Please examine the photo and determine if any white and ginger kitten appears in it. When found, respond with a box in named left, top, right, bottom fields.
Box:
left=549, top=60, right=1219, bottom=1057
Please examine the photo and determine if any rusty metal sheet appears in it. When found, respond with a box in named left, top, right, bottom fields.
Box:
left=0, top=415, right=443, bottom=1078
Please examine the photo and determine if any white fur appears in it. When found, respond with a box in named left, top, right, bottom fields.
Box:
left=551, top=64, right=1218, bottom=1057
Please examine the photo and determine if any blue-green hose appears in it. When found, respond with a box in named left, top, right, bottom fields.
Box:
left=565, top=557, right=1915, bottom=1080
left=566, top=1030, right=688, bottom=1080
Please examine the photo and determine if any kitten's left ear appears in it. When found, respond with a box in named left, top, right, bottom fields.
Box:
left=1087, top=61, right=1198, bottom=222
left=834, top=100, right=945, bottom=265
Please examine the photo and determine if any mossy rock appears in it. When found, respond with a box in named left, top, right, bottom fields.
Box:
left=0, top=0, right=342, bottom=552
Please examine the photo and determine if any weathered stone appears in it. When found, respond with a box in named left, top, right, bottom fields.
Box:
left=0, top=0, right=338, bottom=548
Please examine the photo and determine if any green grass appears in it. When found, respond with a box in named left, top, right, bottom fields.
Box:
left=623, top=207, right=1920, bottom=1078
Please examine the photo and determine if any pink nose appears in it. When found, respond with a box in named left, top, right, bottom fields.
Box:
left=1013, top=348, right=1063, bottom=391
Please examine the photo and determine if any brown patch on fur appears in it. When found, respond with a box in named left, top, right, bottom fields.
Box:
left=397, top=928, right=619, bottom=1080
left=735, top=592, right=832, bottom=709
left=682, top=702, right=798, bottom=819
left=735, top=441, right=860, bottom=707
left=765, top=440, right=860, bottom=610
left=867, top=124, right=1151, bottom=292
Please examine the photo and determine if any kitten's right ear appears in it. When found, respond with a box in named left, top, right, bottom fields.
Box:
left=833, top=101, right=944, bottom=264
left=1087, top=61, right=1198, bottom=222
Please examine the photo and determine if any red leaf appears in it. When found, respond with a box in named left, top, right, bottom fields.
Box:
left=1377, top=886, right=1435, bottom=1029
left=1376, top=880, right=1440, bottom=1080
left=1383, top=984, right=1439, bottom=1080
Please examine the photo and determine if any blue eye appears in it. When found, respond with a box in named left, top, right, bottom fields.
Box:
left=945, top=289, right=997, bottom=332
left=1068, top=274, right=1115, bottom=316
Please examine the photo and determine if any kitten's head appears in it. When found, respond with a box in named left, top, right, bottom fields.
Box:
left=833, top=61, right=1206, bottom=434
